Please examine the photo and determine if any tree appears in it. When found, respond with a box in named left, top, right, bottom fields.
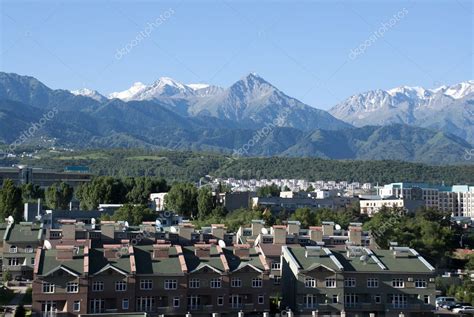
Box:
left=21, top=183, right=44, bottom=202
left=76, top=176, right=127, bottom=210
left=0, top=179, right=23, bottom=222
left=111, top=204, right=156, bottom=225
left=45, top=182, right=73, bottom=210
left=306, top=185, right=315, bottom=192
left=197, top=187, right=214, bottom=219
left=2, top=269, right=12, bottom=282
left=126, top=177, right=168, bottom=204
left=257, top=183, right=280, bottom=197
left=290, top=207, right=315, bottom=228
left=164, top=183, right=198, bottom=217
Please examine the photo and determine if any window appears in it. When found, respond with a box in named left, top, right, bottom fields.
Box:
left=8, top=258, right=20, bottom=266
left=389, top=294, right=407, bottom=308
left=210, top=278, right=222, bottom=289
left=332, top=295, right=338, bottom=304
left=25, top=245, right=33, bottom=253
left=189, top=278, right=200, bottom=289
left=305, top=277, right=316, bottom=288
left=392, top=278, right=404, bottom=288
left=367, top=278, right=379, bottom=288
left=415, top=279, right=427, bottom=288
left=116, top=281, right=127, bottom=292
left=173, top=297, right=180, bottom=307
left=73, top=301, right=80, bottom=312
left=252, top=278, right=262, bottom=288
left=67, top=282, right=79, bottom=293
left=344, top=294, right=359, bottom=307
left=9, top=245, right=17, bottom=253
left=325, top=278, right=336, bottom=288
left=90, top=299, right=105, bottom=313
left=42, top=282, right=55, bottom=293
left=229, top=295, right=242, bottom=309
left=164, top=279, right=177, bottom=290
left=217, top=296, right=224, bottom=306
left=304, top=294, right=317, bottom=309
left=271, top=262, right=281, bottom=270
left=137, top=297, right=155, bottom=312
left=140, top=279, right=153, bottom=290
left=188, top=295, right=201, bottom=310
left=274, top=275, right=281, bottom=285
left=374, top=294, right=381, bottom=304
left=231, top=278, right=241, bottom=288
left=344, top=277, right=356, bottom=288
left=31, top=258, right=35, bottom=265
left=92, top=281, right=104, bottom=292
left=258, top=295, right=264, bottom=304
left=423, top=295, right=430, bottom=304
left=122, top=299, right=129, bottom=310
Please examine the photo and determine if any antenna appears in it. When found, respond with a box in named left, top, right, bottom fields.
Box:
left=44, top=240, right=52, bottom=250
left=218, top=240, right=226, bottom=248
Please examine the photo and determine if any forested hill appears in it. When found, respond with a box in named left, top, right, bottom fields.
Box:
left=9, top=149, right=474, bottom=184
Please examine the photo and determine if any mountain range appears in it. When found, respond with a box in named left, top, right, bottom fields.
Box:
left=0, top=71, right=472, bottom=165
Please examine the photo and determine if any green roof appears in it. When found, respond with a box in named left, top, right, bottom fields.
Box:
left=223, top=247, right=265, bottom=272
left=183, top=245, right=225, bottom=272
left=88, top=248, right=132, bottom=275
left=288, top=246, right=341, bottom=272
left=5, top=223, right=42, bottom=243
left=133, top=245, right=184, bottom=275
left=38, top=248, right=85, bottom=276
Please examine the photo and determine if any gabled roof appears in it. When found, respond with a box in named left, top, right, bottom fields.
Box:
left=232, top=262, right=263, bottom=273
left=190, top=263, right=223, bottom=274
left=92, top=263, right=129, bottom=276
left=43, top=265, right=80, bottom=277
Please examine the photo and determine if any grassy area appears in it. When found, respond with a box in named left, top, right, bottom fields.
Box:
left=126, top=156, right=168, bottom=161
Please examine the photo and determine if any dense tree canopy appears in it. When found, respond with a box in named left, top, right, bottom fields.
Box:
left=164, top=182, right=198, bottom=217
left=0, top=179, right=23, bottom=222
left=45, top=182, right=74, bottom=210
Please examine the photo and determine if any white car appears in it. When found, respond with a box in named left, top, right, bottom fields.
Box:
left=452, top=306, right=474, bottom=313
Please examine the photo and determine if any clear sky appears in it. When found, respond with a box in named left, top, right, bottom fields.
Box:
left=1, top=0, right=472, bottom=109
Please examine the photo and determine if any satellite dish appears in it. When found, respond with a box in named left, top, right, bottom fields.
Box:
left=44, top=240, right=52, bottom=250
left=360, top=255, right=369, bottom=263
left=91, top=218, right=96, bottom=225
left=218, top=240, right=227, bottom=248
left=7, top=216, right=14, bottom=224
left=155, top=219, right=162, bottom=227
left=170, top=226, right=177, bottom=233
left=335, top=224, right=342, bottom=231
left=124, top=221, right=129, bottom=228
left=261, top=227, right=269, bottom=235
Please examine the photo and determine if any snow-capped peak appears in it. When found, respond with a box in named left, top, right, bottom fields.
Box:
left=108, top=82, right=147, bottom=100
left=187, top=83, right=210, bottom=90
left=387, top=81, right=473, bottom=100
left=70, top=88, right=106, bottom=102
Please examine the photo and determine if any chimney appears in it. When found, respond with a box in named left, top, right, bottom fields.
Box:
left=322, top=221, right=334, bottom=236
left=272, top=225, right=287, bottom=244
left=60, top=221, right=76, bottom=241
left=309, top=226, right=323, bottom=242
left=233, top=244, right=250, bottom=259
left=101, top=222, right=116, bottom=242
left=287, top=221, right=300, bottom=235
left=349, top=226, right=362, bottom=246
left=251, top=220, right=265, bottom=236
left=103, top=244, right=122, bottom=259
left=56, top=245, right=75, bottom=260
left=153, top=244, right=171, bottom=258
left=179, top=223, right=195, bottom=241
left=211, top=224, right=226, bottom=240
left=194, top=244, right=211, bottom=258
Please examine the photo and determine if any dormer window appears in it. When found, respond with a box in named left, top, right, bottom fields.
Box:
left=25, top=245, right=33, bottom=253
left=9, top=245, right=17, bottom=253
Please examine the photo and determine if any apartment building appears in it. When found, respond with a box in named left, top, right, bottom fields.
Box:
left=2, top=221, right=43, bottom=280
left=282, top=244, right=436, bottom=317
left=378, top=183, right=474, bottom=219
left=33, top=242, right=270, bottom=316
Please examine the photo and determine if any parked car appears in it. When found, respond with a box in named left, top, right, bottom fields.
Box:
left=436, top=297, right=456, bottom=308
left=14, top=276, right=25, bottom=281
left=448, top=303, right=472, bottom=311
left=452, top=306, right=474, bottom=313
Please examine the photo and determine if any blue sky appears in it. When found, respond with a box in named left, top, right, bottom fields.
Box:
left=1, top=0, right=472, bottom=109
